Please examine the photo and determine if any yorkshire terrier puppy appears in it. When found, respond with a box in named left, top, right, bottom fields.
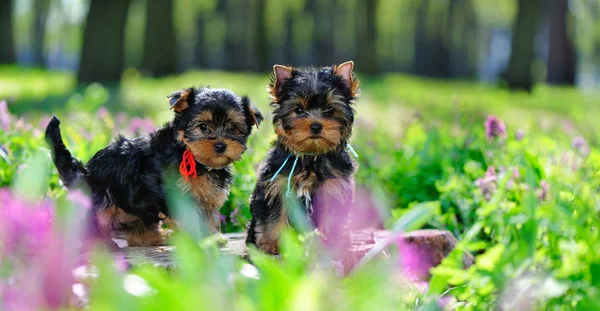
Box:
left=246, top=61, right=359, bottom=254
left=46, top=87, right=263, bottom=246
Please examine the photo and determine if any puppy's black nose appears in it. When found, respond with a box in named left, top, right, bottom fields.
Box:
left=214, top=142, right=227, bottom=154
left=310, top=122, right=323, bottom=134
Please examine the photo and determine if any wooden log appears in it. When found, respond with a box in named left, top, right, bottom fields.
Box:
left=114, top=230, right=473, bottom=277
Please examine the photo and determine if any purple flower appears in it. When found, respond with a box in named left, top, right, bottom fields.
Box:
left=572, top=136, right=590, bottom=156
left=14, top=118, right=32, bottom=132
left=0, top=188, right=54, bottom=254
left=515, top=129, right=525, bottom=141
left=475, top=166, right=497, bottom=200
left=484, top=115, right=506, bottom=139
left=394, top=235, right=435, bottom=281
left=67, top=189, right=92, bottom=211
left=0, top=100, right=11, bottom=131
left=129, top=117, right=155, bottom=135
left=0, top=188, right=87, bottom=310
left=38, top=116, right=52, bottom=131
left=115, top=112, right=128, bottom=129
left=537, top=181, right=550, bottom=201
left=229, top=207, right=239, bottom=219
left=96, top=107, right=109, bottom=119
left=217, top=212, right=227, bottom=224
left=512, top=167, right=521, bottom=180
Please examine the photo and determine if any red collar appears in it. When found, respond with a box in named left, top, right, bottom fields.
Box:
left=179, top=149, right=197, bottom=182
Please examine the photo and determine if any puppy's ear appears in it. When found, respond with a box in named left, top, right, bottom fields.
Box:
left=268, top=65, right=293, bottom=101
left=333, top=61, right=359, bottom=97
left=242, top=96, right=263, bottom=129
left=168, top=88, right=195, bottom=113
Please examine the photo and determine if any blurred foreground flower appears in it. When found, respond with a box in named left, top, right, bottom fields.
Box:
left=537, top=181, right=550, bottom=201
left=484, top=115, right=506, bottom=139
left=475, top=166, right=497, bottom=200
left=96, top=106, right=109, bottom=119
left=572, top=136, right=590, bottom=156
left=0, top=187, right=92, bottom=310
left=515, top=129, right=525, bottom=141
left=0, top=100, right=11, bottom=131
left=395, top=237, right=433, bottom=280
left=0, top=188, right=54, bottom=254
left=129, top=117, right=155, bottom=135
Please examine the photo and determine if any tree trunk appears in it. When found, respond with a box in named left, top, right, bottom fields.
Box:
left=501, top=0, right=542, bottom=91
left=413, top=0, right=451, bottom=77
left=0, top=0, right=15, bottom=64
left=254, top=0, right=268, bottom=71
left=356, top=0, right=380, bottom=75
left=283, top=14, right=295, bottom=65
left=547, top=0, right=576, bottom=85
left=448, top=0, right=478, bottom=78
left=224, top=0, right=249, bottom=71
left=78, top=0, right=131, bottom=84
left=194, top=10, right=206, bottom=69
left=355, top=0, right=379, bottom=75
left=31, top=0, right=49, bottom=66
left=314, top=0, right=335, bottom=66
left=141, top=0, right=177, bottom=76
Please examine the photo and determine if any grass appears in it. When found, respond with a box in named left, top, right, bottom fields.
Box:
left=1, top=66, right=600, bottom=310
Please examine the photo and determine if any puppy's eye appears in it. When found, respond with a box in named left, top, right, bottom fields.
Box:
left=295, top=107, right=304, bottom=114
left=232, top=126, right=245, bottom=135
left=199, top=123, right=208, bottom=132
left=323, top=105, right=334, bottom=115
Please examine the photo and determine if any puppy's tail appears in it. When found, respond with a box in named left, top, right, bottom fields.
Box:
left=45, top=116, right=87, bottom=187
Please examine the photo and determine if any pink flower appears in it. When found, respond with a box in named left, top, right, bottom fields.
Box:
left=572, top=136, right=590, bottom=156
left=229, top=207, right=239, bottom=219
left=0, top=188, right=54, bottom=254
left=537, top=181, right=550, bottom=201
left=0, top=101, right=11, bottom=131
left=67, top=189, right=92, bottom=211
left=0, top=188, right=90, bottom=310
left=129, top=117, right=155, bottom=135
left=38, top=116, right=52, bottom=131
left=217, top=212, right=226, bottom=224
left=115, top=112, right=128, bottom=128
left=475, top=166, right=497, bottom=200
left=96, top=107, right=109, bottom=119
left=311, top=185, right=384, bottom=273
left=512, top=167, right=521, bottom=179
left=515, top=129, right=525, bottom=141
left=484, top=115, right=506, bottom=139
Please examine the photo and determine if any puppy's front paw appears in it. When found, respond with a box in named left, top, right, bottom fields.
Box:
left=257, top=241, right=280, bottom=255
left=216, top=233, right=229, bottom=247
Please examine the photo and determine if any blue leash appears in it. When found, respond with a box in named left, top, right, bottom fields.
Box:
left=346, top=143, right=359, bottom=158
left=270, top=144, right=358, bottom=197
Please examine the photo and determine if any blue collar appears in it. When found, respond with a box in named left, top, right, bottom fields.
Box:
left=270, top=143, right=359, bottom=197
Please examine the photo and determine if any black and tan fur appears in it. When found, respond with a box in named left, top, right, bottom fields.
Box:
left=46, top=87, right=262, bottom=246
left=246, top=61, right=359, bottom=254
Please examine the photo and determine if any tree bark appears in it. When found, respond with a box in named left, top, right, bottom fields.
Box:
left=314, top=0, right=335, bottom=66
left=0, top=0, right=15, bottom=64
left=283, top=14, right=295, bottom=65
left=31, top=0, right=49, bottom=66
left=355, top=0, right=379, bottom=75
left=547, top=0, right=576, bottom=85
left=501, top=0, right=542, bottom=91
left=413, top=0, right=451, bottom=77
left=448, top=0, right=478, bottom=78
left=254, top=0, right=268, bottom=71
left=194, top=10, right=207, bottom=69
left=224, top=0, right=249, bottom=71
left=141, top=0, right=177, bottom=77
left=78, top=0, right=131, bottom=84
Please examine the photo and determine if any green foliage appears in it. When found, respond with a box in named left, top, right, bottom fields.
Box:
left=2, top=70, right=600, bottom=309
